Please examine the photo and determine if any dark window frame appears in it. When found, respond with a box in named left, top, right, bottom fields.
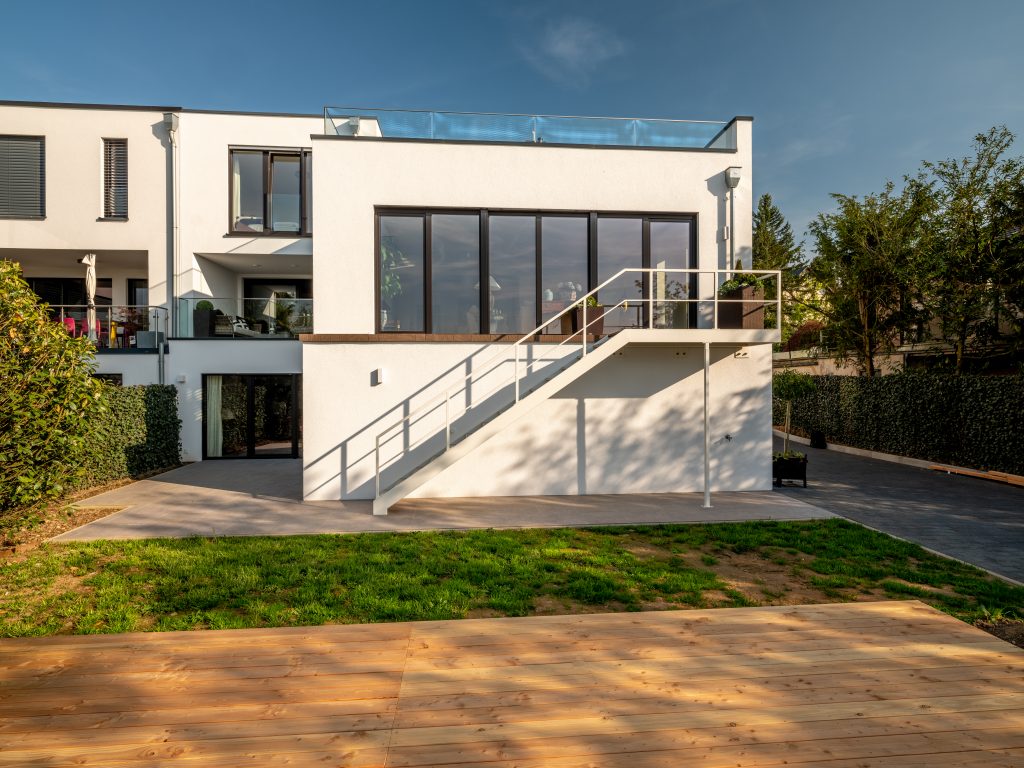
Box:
left=375, top=207, right=697, bottom=335
left=0, top=134, right=46, bottom=220
left=227, top=147, right=311, bottom=237
left=101, top=138, right=128, bottom=220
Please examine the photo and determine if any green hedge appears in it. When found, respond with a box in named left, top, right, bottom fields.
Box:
left=74, top=384, right=181, bottom=490
left=773, top=373, right=1024, bottom=474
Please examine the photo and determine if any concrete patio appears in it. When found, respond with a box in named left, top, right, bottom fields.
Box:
left=55, top=460, right=833, bottom=541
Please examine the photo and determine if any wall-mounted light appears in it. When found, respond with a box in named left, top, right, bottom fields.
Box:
left=372, top=368, right=385, bottom=386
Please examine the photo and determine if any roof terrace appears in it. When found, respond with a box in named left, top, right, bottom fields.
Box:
left=323, top=107, right=738, bottom=150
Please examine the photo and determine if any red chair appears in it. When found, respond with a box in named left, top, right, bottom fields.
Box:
left=62, top=317, right=76, bottom=335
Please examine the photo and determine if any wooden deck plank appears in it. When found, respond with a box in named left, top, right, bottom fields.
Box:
left=0, top=601, right=1021, bottom=767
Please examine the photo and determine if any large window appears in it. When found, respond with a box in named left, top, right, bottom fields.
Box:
left=0, top=135, right=45, bottom=218
left=377, top=209, right=695, bottom=334
left=102, top=138, right=128, bottom=219
left=229, top=148, right=311, bottom=235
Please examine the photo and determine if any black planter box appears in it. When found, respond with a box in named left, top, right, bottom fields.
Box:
left=719, top=285, right=765, bottom=329
left=193, top=308, right=217, bottom=338
left=559, top=306, right=605, bottom=337
left=773, top=456, right=808, bottom=487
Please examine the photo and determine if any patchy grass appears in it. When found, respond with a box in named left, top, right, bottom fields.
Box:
left=1, top=519, right=1022, bottom=639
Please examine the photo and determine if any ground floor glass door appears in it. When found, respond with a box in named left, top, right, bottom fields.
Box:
left=204, top=374, right=301, bottom=459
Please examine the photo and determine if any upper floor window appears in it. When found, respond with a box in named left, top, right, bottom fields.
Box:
left=102, top=138, right=128, bottom=219
left=230, top=148, right=311, bottom=236
left=0, top=135, right=45, bottom=219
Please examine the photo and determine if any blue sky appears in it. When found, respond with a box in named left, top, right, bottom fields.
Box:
left=2, top=0, right=1022, bottom=247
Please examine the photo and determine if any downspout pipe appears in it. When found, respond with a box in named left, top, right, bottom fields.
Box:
left=163, top=112, right=179, bottom=342
left=724, top=166, right=741, bottom=271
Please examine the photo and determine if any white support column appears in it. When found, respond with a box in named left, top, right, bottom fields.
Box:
left=702, top=341, right=712, bottom=509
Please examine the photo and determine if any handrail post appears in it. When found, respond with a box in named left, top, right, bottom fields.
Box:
left=582, top=303, right=587, bottom=357
left=374, top=435, right=381, bottom=498
left=514, top=344, right=520, bottom=402
left=713, top=271, right=719, bottom=329
left=648, top=268, right=654, bottom=329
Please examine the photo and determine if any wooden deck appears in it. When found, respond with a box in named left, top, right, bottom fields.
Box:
left=1, top=601, right=1023, bottom=767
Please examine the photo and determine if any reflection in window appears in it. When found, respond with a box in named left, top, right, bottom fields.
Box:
left=650, top=220, right=691, bottom=328
left=489, top=216, right=536, bottom=334
left=597, top=217, right=643, bottom=329
left=230, top=149, right=311, bottom=235
left=270, top=155, right=301, bottom=233
left=231, top=151, right=264, bottom=232
left=380, top=216, right=425, bottom=332
left=431, top=214, right=480, bottom=333
left=541, top=216, right=588, bottom=331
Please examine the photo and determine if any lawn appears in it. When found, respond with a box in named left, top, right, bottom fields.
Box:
left=1, top=519, right=1022, bottom=638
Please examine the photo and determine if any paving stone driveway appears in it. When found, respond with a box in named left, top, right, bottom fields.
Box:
left=774, top=437, right=1024, bottom=583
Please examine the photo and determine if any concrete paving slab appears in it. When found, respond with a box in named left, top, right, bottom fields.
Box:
left=55, top=460, right=832, bottom=541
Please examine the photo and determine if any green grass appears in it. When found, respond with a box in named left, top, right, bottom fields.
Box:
left=1, top=519, right=1021, bottom=637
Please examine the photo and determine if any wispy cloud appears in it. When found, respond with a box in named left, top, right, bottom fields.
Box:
left=518, top=17, right=627, bottom=88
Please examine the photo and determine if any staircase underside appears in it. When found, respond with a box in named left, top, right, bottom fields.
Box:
left=372, top=328, right=777, bottom=514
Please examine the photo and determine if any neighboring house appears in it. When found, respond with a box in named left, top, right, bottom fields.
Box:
left=0, top=101, right=780, bottom=514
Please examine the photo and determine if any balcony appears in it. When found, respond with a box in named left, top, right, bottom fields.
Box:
left=177, top=297, right=313, bottom=339
left=324, top=107, right=736, bottom=150
left=49, top=305, right=168, bottom=352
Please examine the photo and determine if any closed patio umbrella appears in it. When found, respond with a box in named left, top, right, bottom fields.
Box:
left=80, top=253, right=97, bottom=342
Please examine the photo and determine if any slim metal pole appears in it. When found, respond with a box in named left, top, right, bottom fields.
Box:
left=703, top=341, right=712, bottom=509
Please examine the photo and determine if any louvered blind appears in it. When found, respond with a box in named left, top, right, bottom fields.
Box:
left=103, top=138, right=127, bottom=218
left=0, top=136, right=45, bottom=218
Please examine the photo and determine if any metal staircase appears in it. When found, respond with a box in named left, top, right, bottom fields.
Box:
left=371, top=268, right=780, bottom=515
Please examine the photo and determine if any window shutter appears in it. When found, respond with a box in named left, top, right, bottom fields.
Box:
left=0, top=136, right=45, bottom=218
left=103, top=138, right=128, bottom=218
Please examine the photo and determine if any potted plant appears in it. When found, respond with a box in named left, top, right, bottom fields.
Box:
left=192, top=299, right=217, bottom=338
left=772, top=369, right=816, bottom=487
left=561, top=295, right=604, bottom=336
left=718, top=263, right=764, bottom=329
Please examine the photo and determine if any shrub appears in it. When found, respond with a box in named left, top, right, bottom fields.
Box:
left=0, top=261, right=105, bottom=511
left=76, top=385, right=181, bottom=489
left=773, top=372, right=1024, bottom=473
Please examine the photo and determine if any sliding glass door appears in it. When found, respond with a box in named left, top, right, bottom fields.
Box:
left=204, top=374, right=301, bottom=459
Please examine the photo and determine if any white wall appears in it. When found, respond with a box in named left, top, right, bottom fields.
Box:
left=413, top=343, right=773, bottom=497
left=174, top=111, right=321, bottom=299
left=168, top=340, right=303, bottom=461
left=94, top=353, right=163, bottom=386
left=309, top=120, right=753, bottom=333
left=0, top=104, right=172, bottom=305
left=303, top=340, right=772, bottom=500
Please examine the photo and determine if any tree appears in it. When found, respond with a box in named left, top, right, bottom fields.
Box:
left=806, top=181, right=932, bottom=377
left=919, top=126, right=1024, bottom=372
left=751, top=194, right=810, bottom=343
left=0, top=260, right=106, bottom=512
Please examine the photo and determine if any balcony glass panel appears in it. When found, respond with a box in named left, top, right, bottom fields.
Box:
left=380, top=216, right=425, bottom=332
left=489, top=215, right=536, bottom=334
left=431, top=214, right=480, bottom=333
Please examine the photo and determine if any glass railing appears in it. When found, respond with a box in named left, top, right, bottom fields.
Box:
left=324, top=107, right=734, bottom=150
left=177, top=297, right=313, bottom=339
left=49, top=305, right=168, bottom=349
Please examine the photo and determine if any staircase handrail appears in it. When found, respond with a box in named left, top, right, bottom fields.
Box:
left=373, top=267, right=781, bottom=496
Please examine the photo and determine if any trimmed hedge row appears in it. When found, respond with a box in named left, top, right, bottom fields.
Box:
left=773, top=373, right=1024, bottom=474
left=74, top=384, right=182, bottom=490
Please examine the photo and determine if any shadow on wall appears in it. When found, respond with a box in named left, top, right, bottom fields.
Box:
left=304, top=341, right=580, bottom=499
left=410, top=345, right=770, bottom=498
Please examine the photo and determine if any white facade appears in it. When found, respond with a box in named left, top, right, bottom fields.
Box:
left=2, top=100, right=775, bottom=508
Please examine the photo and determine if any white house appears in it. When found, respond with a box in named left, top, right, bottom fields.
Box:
left=0, top=101, right=779, bottom=515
